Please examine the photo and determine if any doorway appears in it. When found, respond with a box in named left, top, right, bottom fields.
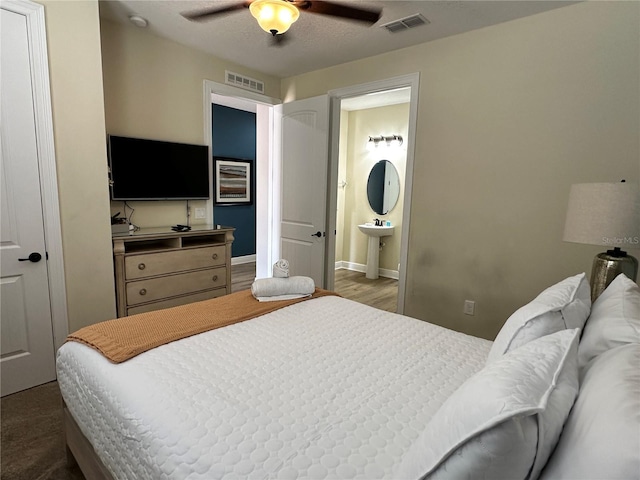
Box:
left=326, top=74, right=420, bottom=314
left=204, top=82, right=280, bottom=281
left=202, top=74, right=419, bottom=310
left=332, top=88, right=411, bottom=312
left=211, top=100, right=257, bottom=265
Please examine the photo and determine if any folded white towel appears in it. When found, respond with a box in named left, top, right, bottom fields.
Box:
left=255, top=293, right=311, bottom=303
left=273, top=259, right=290, bottom=278
left=251, top=276, right=315, bottom=299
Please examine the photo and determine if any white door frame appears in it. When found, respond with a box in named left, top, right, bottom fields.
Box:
left=202, top=80, right=280, bottom=278
left=2, top=0, right=68, bottom=350
left=327, top=73, right=420, bottom=314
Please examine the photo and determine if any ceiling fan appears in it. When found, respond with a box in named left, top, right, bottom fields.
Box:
left=181, top=0, right=382, bottom=37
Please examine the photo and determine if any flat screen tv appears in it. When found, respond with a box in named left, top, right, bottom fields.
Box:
left=108, top=135, right=210, bottom=201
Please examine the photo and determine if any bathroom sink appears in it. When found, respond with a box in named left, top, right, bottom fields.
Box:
left=357, top=224, right=395, bottom=279
left=357, top=224, right=395, bottom=237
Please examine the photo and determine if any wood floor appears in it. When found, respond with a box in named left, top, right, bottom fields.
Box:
left=333, top=268, right=398, bottom=312
left=231, top=261, right=256, bottom=293
left=232, top=262, right=398, bottom=312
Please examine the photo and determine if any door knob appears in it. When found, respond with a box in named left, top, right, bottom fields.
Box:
left=18, top=252, right=42, bottom=263
left=311, top=231, right=322, bottom=238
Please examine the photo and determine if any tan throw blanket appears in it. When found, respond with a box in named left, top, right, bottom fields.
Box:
left=68, top=288, right=338, bottom=363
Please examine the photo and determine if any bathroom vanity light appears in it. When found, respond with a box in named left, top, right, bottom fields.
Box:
left=388, top=135, right=403, bottom=147
left=367, top=136, right=381, bottom=150
left=367, top=134, right=403, bottom=149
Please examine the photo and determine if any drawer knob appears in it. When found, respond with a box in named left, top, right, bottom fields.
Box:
left=138, top=263, right=146, bottom=270
left=212, top=253, right=218, bottom=260
left=139, top=288, right=147, bottom=296
left=212, top=275, right=218, bottom=282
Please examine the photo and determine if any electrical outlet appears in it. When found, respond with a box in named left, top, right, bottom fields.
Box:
left=195, top=208, right=206, bottom=219
left=463, top=300, right=475, bottom=316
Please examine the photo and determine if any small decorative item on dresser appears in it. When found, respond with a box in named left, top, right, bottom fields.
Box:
left=111, top=212, right=129, bottom=234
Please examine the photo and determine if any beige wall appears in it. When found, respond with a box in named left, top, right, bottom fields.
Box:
left=335, top=109, right=349, bottom=263
left=100, top=19, right=281, bottom=228
left=39, top=0, right=116, bottom=331
left=38, top=1, right=639, bottom=339
left=338, top=104, right=408, bottom=272
left=283, top=2, right=640, bottom=339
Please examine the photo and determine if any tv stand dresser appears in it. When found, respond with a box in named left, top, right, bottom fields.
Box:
left=112, top=225, right=234, bottom=317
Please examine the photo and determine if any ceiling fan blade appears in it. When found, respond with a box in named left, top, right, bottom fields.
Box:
left=297, top=1, right=381, bottom=24
left=181, top=2, right=249, bottom=22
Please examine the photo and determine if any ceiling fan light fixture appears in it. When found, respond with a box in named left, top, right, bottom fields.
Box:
left=249, top=0, right=299, bottom=35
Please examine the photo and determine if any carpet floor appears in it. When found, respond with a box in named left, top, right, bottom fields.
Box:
left=1, top=381, right=84, bottom=480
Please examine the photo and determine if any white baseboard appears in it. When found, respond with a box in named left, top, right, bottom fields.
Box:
left=335, top=260, right=399, bottom=280
left=336, top=261, right=365, bottom=273
left=232, top=254, right=256, bottom=265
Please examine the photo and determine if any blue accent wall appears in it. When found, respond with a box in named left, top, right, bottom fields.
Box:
left=212, top=104, right=256, bottom=257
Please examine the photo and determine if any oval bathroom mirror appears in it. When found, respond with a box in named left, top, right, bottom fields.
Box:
left=366, top=160, right=400, bottom=215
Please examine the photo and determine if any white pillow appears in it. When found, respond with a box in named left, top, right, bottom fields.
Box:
left=578, top=273, right=640, bottom=367
left=540, top=343, right=640, bottom=480
left=395, top=329, right=580, bottom=480
left=487, top=273, right=590, bottom=363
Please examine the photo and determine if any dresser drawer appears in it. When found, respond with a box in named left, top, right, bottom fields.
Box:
left=126, top=267, right=226, bottom=305
left=126, top=288, right=226, bottom=315
left=125, top=245, right=225, bottom=280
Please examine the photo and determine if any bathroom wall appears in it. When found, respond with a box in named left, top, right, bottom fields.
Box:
left=335, top=110, right=349, bottom=265
left=337, top=103, right=409, bottom=275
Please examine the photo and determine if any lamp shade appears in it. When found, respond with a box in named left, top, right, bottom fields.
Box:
left=563, top=182, right=640, bottom=249
left=249, top=0, right=299, bottom=35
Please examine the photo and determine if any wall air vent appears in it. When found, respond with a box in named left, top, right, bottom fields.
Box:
left=381, top=13, right=430, bottom=33
left=225, top=71, right=265, bottom=94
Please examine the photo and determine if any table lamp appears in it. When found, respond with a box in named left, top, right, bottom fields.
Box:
left=563, top=181, right=640, bottom=300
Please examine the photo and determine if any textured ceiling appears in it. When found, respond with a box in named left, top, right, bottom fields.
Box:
left=99, top=1, right=576, bottom=79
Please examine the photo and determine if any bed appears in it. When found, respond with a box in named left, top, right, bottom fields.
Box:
left=56, top=273, right=640, bottom=479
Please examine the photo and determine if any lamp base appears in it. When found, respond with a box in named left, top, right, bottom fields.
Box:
left=590, top=250, right=638, bottom=301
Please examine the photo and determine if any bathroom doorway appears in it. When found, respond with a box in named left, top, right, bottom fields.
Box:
left=332, top=87, right=412, bottom=312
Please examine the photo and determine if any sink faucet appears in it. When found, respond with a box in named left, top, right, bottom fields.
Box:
left=374, top=218, right=381, bottom=226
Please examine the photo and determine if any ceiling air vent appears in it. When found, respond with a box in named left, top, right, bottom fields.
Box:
left=381, top=13, right=430, bottom=33
left=225, top=71, right=265, bottom=94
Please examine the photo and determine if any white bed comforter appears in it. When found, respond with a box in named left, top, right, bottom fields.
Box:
left=57, top=296, right=491, bottom=480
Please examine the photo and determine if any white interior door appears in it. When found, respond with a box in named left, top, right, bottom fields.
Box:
left=280, top=96, right=329, bottom=286
left=1, top=6, right=57, bottom=396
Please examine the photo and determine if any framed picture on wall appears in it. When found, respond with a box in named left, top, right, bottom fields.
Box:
left=214, top=157, right=253, bottom=205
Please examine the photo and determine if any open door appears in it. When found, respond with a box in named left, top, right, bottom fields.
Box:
left=280, top=95, right=329, bottom=286
left=1, top=4, right=58, bottom=395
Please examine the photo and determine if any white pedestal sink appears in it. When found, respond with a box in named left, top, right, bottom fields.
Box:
left=358, top=224, right=395, bottom=280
